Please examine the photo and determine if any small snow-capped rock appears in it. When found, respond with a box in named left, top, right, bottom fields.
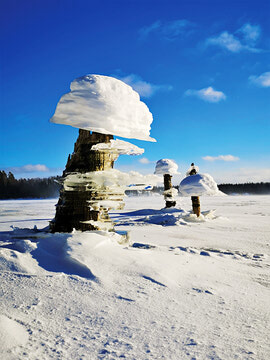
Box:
left=154, top=159, right=179, bottom=175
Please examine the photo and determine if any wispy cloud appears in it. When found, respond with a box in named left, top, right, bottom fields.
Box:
left=206, top=23, right=262, bottom=53
left=138, top=157, right=153, bottom=164
left=202, top=155, right=240, bottom=162
left=237, top=23, right=261, bottom=44
left=139, top=19, right=194, bottom=41
left=249, top=71, right=270, bottom=87
left=117, top=74, right=172, bottom=98
left=7, top=164, right=49, bottom=173
left=185, top=86, right=226, bottom=103
left=139, top=20, right=162, bottom=38
left=206, top=31, right=243, bottom=52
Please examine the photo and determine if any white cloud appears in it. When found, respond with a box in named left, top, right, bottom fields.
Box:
left=206, top=23, right=262, bottom=53
left=237, top=23, right=261, bottom=44
left=202, top=155, right=240, bottom=162
left=185, top=86, right=226, bottom=103
left=249, top=71, right=270, bottom=87
left=118, top=74, right=172, bottom=98
left=139, top=157, right=151, bottom=164
left=139, top=19, right=194, bottom=40
left=206, top=31, right=243, bottom=53
left=7, top=164, right=49, bottom=173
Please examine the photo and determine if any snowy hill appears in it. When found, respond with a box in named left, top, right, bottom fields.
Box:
left=0, top=195, right=269, bottom=359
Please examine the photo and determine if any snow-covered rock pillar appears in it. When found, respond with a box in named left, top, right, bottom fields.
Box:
left=154, top=159, right=179, bottom=208
left=179, top=165, right=219, bottom=216
left=49, top=74, right=156, bottom=232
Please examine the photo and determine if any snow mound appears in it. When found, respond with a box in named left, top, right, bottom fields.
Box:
left=0, top=315, right=29, bottom=351
left=92, top=139, right=144, bottom=155
left=154, top=159, right=179, bottom=175
left=116, top=207, right=219, bottom=227
left=0, top=229, right=127, bottom=279
left=50, top=74, right=155, bottom=142
left=179, top=173, right=219, bottom=196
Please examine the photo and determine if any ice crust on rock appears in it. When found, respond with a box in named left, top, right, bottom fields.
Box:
left=91, top=139, right=144, bottom=155
left=50, top=74, right=155, bottom=142
left=164, top=187, right=178, bottom=201
left=154, top=159, right=179, bottom=175
left=179, top=173, right=219, bottom=197
left=62, top=169, right=161, bottom=211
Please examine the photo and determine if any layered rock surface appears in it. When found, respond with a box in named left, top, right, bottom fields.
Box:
left=50, top=130, right=120, bottom=232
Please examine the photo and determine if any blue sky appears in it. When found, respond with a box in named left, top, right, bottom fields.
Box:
left=1, top=0, right=269, bottom=183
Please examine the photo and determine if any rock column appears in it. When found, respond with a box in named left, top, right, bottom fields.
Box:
left=50, top=130, right=117, bottom=233
left=163, top=174, right=176, bottom=208
left=189, top=163, right=201, bottom=217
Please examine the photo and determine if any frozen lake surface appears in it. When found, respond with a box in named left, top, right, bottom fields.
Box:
left=0, top=195, right=269, bottom=359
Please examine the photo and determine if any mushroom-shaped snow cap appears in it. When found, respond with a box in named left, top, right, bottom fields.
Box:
left=50, top=74, right=156, bottom=142
left=154, top=159, right=179, bottom=175
left=179, top=173, right=219, bottom=197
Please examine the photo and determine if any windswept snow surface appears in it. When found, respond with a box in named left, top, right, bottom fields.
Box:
left=50, top=75, right=155, bottom=142
left=0, top=195, right=270, bottom=359
left=154, top=159, right=179, bottom=175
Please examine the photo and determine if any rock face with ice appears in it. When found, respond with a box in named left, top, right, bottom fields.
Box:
left=50, top=130, right=159, bottom=232
left=154, top=159, right=179, bottom=175
left=50, top=130, right=118, bottom=232
left=179, top=173, right=219, bottom=197
left=50, top=74, right=155, bottom=142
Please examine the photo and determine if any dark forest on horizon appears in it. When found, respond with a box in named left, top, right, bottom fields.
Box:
left=0, top=170, right=270, bottom=200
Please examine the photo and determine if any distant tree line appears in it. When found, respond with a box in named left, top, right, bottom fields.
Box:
left=0, top=171, right=61, bottom=199
left=0, top=170, right=269, bottom=199
left=218, top=182, right=270, bottom=195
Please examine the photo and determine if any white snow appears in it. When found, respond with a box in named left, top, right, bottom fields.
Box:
left=50, top=75, right=156, bottom=142
left=179, top=173, right=219, bottom=196
left=92, top=139, right=144, bottom=156
left=0, top=315, right=29, bottom=352
left=154, top=158, right=179, bottom=175
left=0, top=195, right=269, bottom=359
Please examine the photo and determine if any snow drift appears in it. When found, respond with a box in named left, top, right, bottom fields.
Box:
left=0, top=196, right=269, bottom=359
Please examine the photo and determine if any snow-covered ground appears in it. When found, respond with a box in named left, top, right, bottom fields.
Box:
left=0, top=195, right=269, bottom=359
